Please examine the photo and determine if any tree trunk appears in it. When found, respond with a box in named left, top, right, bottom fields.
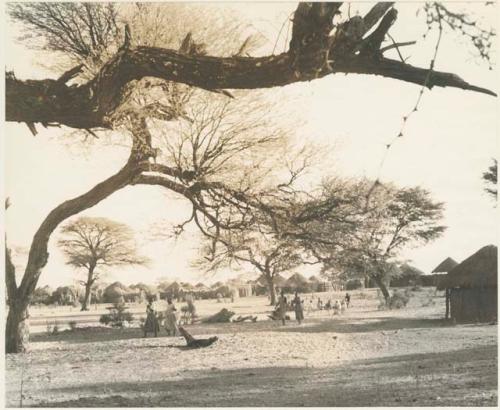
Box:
left=81, top=264, right=96, bottom=311
left=5, top=302, right=30, bottom=354
left=266, top=276, right=276, bottom=306
left=372, top=275, right=391, bottom=303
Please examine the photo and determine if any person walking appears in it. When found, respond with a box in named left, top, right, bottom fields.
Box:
left=164, top=297, right=178, bottom=336
left=345, top=292, right=351, bottom=308
left=292, top=291, right=304, bottom=325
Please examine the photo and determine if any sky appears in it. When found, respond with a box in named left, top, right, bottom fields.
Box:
left=3, top=2, right=498, bottom=289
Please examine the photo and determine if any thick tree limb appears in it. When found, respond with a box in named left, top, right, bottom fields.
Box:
left=333, top=56, right=497, bottom=96
left=16, top=158, right=143, bottom=303
left=5, top=2, right=496, bottom=132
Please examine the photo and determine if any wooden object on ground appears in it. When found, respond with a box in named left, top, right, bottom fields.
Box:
left=178, top=326, right=218, bottom=348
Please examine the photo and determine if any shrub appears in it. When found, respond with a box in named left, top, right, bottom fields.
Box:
left=52, top=321, right=60, bottom=335
left=421, top=296, right=436, bottom=307
left=68, top=320, right=78, bottom=331
left=99, top=301, right=134, bottom=328
left=388, top=290, right=410, bottom=309
left=346, top=279, right=364, bottom=290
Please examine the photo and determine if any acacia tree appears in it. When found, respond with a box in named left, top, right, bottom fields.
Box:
left=4, top=3, right=495, bottom=353
left=4, top=2, right=268, bottom=353
left=58, top=217, right=147, bottom=311
left=319, top=183, right=446, bottom=301
left=199, top=232, right=304, bottom=306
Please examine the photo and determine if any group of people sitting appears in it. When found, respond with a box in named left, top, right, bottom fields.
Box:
left=306, top=292, right=351, bottom=315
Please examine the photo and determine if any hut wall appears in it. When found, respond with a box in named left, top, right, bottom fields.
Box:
left=450, top=287, right=497, bottom=323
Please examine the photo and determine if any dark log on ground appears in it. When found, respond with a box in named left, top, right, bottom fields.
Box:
left=178, top=326, right=218, bottom=348
left=232, top=315, right=258, bottom=323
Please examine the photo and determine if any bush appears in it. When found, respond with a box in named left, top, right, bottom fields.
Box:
left=68, top=320, right=78, bottom=331
left=421, top=296, right=436, bottom=307
left=346, top=279, right=364, bottom=290
left=99, top=302, right=134, bottom=328
left=388, top=289, right=411, bottom=309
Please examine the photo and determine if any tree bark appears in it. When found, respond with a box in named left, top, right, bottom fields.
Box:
left=266, top=275, right=276, bottom=306
left=5, top=301, right=30, bottom=354
left=372, top=274, right=391, bottom=302
left=81, top=263, right=96, bottom=311
left=5, top=3, right=495, bottom=133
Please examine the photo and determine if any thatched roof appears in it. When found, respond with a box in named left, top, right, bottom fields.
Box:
left=211, top=281, right=224, bottom=289
left=308, top=275, right=321, bottom=283
left=179, top=282, right=194, bottom=290
left=432, top=257, right=459, bottom=273
left=165, top=281, right=181, bottom=292
left=438, top=245, right=497, bottom=289
left=274, top=274, right=287, bottom=287
left=285, top=273, right=309, bottom=287
left=399, top=263, right=425, bottom=278
left=130, top=283, right=157, bottom=295
left=193, top=283, right=210, bottom=292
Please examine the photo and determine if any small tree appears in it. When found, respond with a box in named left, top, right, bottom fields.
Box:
left=58, top=217, right=147, bottom=311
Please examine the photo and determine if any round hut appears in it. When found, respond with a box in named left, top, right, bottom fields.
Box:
left=283, top=273, right=311, bottom=293
left=437, top=245, right=497, bottom=323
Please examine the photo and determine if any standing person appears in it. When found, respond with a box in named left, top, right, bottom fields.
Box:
left=317, top=297, right=323, bottom=310
left=164, top=297, right=178, bottom=336
left=277, top=290, right=287, bottom=326
left=345, top=292, right=351, bottom=308
left=292, top=291, right=304, bottom=325
left=144, top=300, right=159, bottom=338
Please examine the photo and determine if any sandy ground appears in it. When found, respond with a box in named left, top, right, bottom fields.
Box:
left=5, top=288, right=498, bottom=407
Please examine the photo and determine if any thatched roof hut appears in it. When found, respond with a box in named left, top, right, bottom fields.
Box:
left=211, top=281, right=224, bottom=289
left=432, top=257, right=459, bottom=273
left=103, top=282, right=137, bottom=303
left=286, top=273, right=309, bottom=287
left=438, top=245, right=497, bottom=290
left=274, top=274, right=287, bottom=288
left=438, top=245, right=497, bottom=323
left=390, top=263, right=424, bottom=287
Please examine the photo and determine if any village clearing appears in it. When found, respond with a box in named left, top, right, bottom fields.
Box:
left=5, top=288, right=497, bottom=407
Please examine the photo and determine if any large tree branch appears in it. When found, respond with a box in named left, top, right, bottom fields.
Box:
left=17, top=158, right=143, bottom=303
left=5, top=3, right=495, bottom=131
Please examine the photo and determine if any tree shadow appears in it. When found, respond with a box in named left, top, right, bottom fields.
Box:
left=21, top=344, right=497, bottom=408
left=275, top=316, right=452, bottom=334
left=30, top=327, right=182, bottom=345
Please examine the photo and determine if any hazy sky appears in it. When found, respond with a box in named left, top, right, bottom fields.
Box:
left=4, top=2, right=498, bottom=288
